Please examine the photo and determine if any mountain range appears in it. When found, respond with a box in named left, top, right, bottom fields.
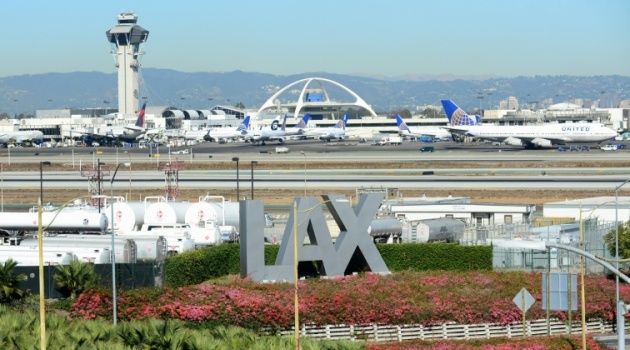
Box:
left=0, top=69, right=628, bottom=115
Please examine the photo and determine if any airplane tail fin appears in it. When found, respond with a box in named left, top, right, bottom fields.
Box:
left=441, top=100, right=478, bottom=126
left=395, top=115, right=412, bottom=133
left=280, top=114, right=287, bottom=131
left=335, top=114, right=349, bottom=129
left=236, top=116, right=251, bottom=132
left=135, top=103, right=147, bottom=128
left=294, top=113, right=310, bottom=129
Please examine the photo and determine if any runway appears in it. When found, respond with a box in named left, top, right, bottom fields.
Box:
left=0, top=140, right=628, bottom=191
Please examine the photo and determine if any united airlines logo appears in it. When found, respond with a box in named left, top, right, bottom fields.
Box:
left=451, top=108, right=476, bottom=126
left=398, top=121, right=409, bottom=131
left=562, top=126, right=590, bottom=132
left=296, top=120, right=307, bottom=128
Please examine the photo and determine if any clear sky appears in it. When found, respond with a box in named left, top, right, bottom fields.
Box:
left=1, top=0, right=628, bottom=78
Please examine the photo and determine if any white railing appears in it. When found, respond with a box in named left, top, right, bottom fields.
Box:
left=272, top=319, right=619, bottom=342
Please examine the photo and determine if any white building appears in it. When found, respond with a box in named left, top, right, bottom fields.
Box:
left=543, top=196, right=630, bottom=223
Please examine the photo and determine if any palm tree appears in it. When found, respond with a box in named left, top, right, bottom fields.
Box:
left=53, top=260, right=96, bottom=300
left=0, top=259, right=27, bottom=302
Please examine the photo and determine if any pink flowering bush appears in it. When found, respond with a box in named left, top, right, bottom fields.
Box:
left=72, top=270, right=630, bottom=330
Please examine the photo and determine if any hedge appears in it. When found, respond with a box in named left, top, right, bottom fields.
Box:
left=165, top=243, right=492, bottom=287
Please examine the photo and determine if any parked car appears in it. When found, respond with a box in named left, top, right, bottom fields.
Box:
left=581, top=145, right=590, bottom=151
left=557, top=147, right=566, bottom=152
left=601, top=144, right=617, bottom=151
left=570, top=146, right=579, bottom=151
left=420, top=146, right=435, bottom=153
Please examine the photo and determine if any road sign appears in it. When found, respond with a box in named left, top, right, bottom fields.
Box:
left=513, top=288, right=535, bottom=313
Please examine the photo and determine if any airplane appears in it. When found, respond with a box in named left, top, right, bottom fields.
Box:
left=395, top=115, right=452, bottom=141
left=170, top=149, right=190, bottom=155
left=0, top=130, right=44, bottom=147
left=303, top=115, right=349, bottom=141
left=204, top=116, right=251, bottom=143
left=441, top=99, right=619, bottom=148
left=183, top=129, right=208, bottom=142
left=82, top=103, right=148, bottom=146
left=249, top=114, right=310, bottom=145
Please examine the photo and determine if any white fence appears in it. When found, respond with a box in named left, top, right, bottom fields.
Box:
left=274, top=319, right=619, bottom=342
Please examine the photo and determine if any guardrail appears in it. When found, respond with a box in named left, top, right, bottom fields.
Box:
left=272, top=319, right=619, bottom=342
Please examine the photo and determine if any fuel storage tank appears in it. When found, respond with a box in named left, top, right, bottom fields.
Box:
left=105, top=201, right=146, bottom=233
left=117, top=235, right=167, bottom=262
left=402, top=218, right=465, bottom=243
left=144, top=201, right=192, bottom=225
left=0, top=210, right=107, bottom=231
left=184, top=200, right=239, bottom=228
left=21, top=236, right=137, bottom=263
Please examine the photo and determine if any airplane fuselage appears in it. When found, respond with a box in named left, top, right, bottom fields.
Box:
left=449, top=123, right=617, bottom=147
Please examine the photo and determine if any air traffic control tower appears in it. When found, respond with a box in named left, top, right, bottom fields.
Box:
left=106, top=13, right=149, bottom=115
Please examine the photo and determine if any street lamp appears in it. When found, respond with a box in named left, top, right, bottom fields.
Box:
left=124, top=151, right=132, bottom=200
left=292, top=198, right=348, bottom=350
left=300, top=151, right=306, bottom=197
left=232, top=157, right=240, bottom=200
left=109, top=162, right=129, bottom=326
left=38, top=161, right=50, bottom=350
left=250, top=161, right=258, bottom=199
left=615, top=179, right=630, bottom=349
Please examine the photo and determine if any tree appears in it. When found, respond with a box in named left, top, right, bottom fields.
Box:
left=0, top=259, right=27, bottom=302
left=235, top=102, right=245, bottom=109
left=53, top=260, right=97, bottom=300
left=603, top=221, right=630, bottom=264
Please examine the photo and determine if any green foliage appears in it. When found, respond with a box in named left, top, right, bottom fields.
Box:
left=604, top=221, right=630, bottom=261
left=165, top=244, right=280, bottom=287
left=53, top=260, right=97, bottom=300
left=0, top=259, right=27, bottom=303
left=377, top=243, right=492, bottom=271
left=166, top=243, right=491, bottom=287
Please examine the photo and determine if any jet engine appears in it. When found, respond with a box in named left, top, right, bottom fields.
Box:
left=531, top=138, right=552, bottom=148
left=503, top=137, right=523, bottom=146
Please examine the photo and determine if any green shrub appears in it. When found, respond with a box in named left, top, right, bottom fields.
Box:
left=166, top=243, right=491, bottom=287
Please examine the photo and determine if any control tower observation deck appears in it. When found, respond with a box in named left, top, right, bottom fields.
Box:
left=106, top=13, right=149, bottom=115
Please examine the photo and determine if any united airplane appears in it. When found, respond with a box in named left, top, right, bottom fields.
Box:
left=0, top=130, right=44, bottom=147
left=304, top=114, right=348, bottom=141
left=395, top=115, right=452, bottom=140
left=441, top=99, right=618, bottom=148
left=203, top=116, right=251, bottom=142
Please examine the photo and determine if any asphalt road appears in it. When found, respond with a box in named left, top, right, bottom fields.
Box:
left=0, top=140, right=628, bottom=191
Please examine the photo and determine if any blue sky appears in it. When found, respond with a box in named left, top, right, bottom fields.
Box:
left=1, top=0, right=628, bottom=78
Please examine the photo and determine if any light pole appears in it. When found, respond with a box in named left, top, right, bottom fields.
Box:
left=292, top=198, right=348, bottom=350
left=615, top=179, right=630, bottom=349
left=110, top=162, right=128, bottom=326
left=300, top=151, right=306, bottom=197
left=124, top=151, right=132, bottom=200
left=250, top=161, right=258, bottom=199
left=38, top=161, right=50, bottom=350
left=232, top=157, right=240, bottom=200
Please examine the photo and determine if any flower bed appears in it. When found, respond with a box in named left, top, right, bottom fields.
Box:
left=73, top=270, right=630, bottom=331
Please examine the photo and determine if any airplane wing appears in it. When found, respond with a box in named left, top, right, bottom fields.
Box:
left=399, top=130, right=449, bottom=138
left=500, top=136, right=571, bottom=148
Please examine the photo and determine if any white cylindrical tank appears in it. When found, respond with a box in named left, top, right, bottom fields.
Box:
left=0, top=250, right=77, bottom=266
left=117, top=235, right=167, bottom=262
left=0, top=246, right=111, bottom=264
left=184, top=201, right=239, bottom=228
left=105, top=201, right=146, bottom=233
left=21, top=236, right=137, bottom=263
left=144, top=202, right=192, bottom=225
left=0, top=211, right=108, bottom=231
